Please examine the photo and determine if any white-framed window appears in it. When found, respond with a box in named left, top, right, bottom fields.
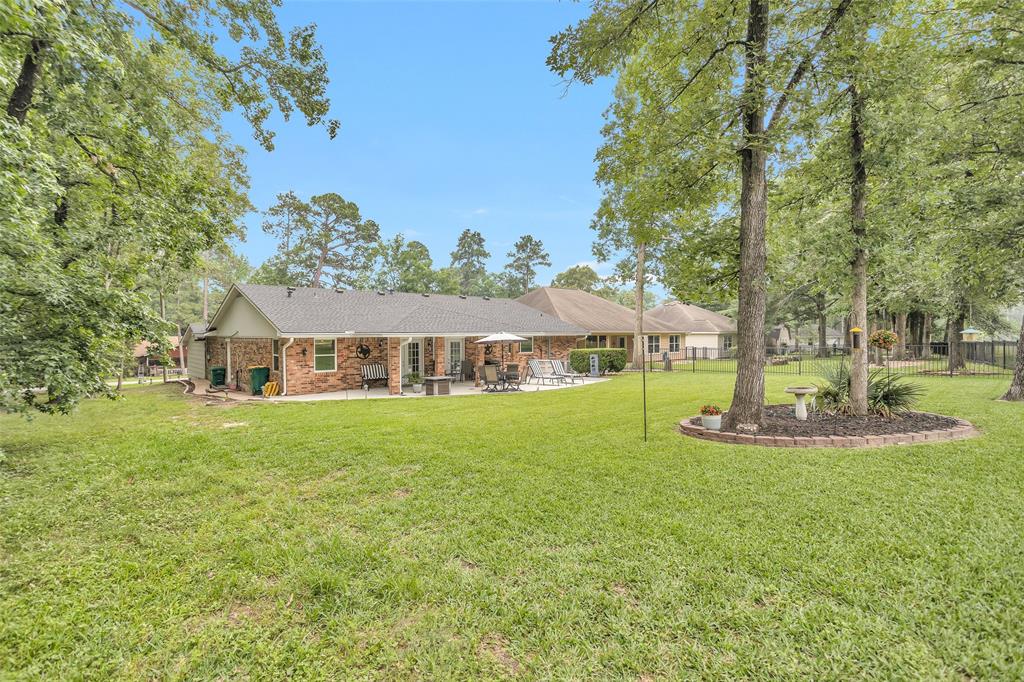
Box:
left=669, top=335, right=681, bottom=353
left=272, top=339, right=280, bottom=371
left=314, top=339, right=336, bottom=372
left=647, top=335, right=661, bottom=354
left=448, top=339, right=463, bottom=372
left=723, top=335, right=734, bottom=350
left=520, top=337, right=533, bottom=353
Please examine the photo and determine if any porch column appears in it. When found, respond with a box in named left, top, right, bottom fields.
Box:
left=433, top=337, right=445, bottom=376
left=387, top=338, right=402, bottom=395
left=474, top=338, right=485, bottom=386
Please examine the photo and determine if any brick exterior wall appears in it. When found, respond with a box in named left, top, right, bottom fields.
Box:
left=284, top=337, right=390, bottom=395
left=205, top=334, right=582, bottom=395
left=203, top=337, right=280, bottom=393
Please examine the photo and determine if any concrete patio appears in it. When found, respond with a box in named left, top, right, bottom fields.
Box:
left=186, top=376, right=607, bottom=402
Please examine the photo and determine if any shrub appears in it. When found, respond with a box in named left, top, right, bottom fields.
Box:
left=700, top=404, right=722, bottom=416
left=405, top=372, right=422, bottom=384
left=568, top=348, right=627, bottom=374
left=813, top=362, right=923, bottom=417
left=868, top=370, right=923, bottom=417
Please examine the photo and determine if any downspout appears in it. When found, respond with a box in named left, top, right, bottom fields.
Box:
left=280, top=337, right=295, bottom=395
left=225, top=331, right=238, bottom=388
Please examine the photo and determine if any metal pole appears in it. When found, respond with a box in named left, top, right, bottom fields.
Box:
left=642, top=337, right=647, bottom=443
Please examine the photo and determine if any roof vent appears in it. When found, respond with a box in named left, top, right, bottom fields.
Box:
left=422, top=293, right=430, bottom=297
left=483, top=296, right=490, bottom=300
left=334, top=288, right=344, bottom=294
left=459, top=295, right=467, bottom=299
left=377, top=290, right=385, bottom=296
left=387, top=289, right=395, bottom=295
left=286, top=286, right=296, bottom=298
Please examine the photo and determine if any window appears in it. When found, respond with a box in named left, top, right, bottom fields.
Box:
left=618, top=337, right=626, bottom=349
left=585, top=335, right=599, bottom=349
left=272, top=339, right=280, bottom=371
left=723, top=335, right=734, bottom=350
left=314, top=339, right=336, bottom=372
left=448, top=339, right=463, bottom=372
left=520, top=337, right=533, bottom=353
left=598, top=335, right=607, bottom=347
left=669, top=335, right=681, bottom=353
left=647, top=335, right=660, bottom=354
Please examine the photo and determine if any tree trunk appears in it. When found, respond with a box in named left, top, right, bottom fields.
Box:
left=6, top=39, right=46, bottom=124
left=159, top=288, right=168, bottom=383
left=816, top=293, right=828, bottom=358
left=723, top=0, right=769, bottom=431
left=202, top=273, right=209, bottom=323
left=312, top=246, right=328, bottom=287
left=895, top=312, right=907, bottom=361
left=849, top=80, right=869, bottom=416
left=1001, top=313, right=1024, bottom=401
left=948, top=312, right=966, bottom=372
left=632, top=241, right=646, bottom=368
left=922, top=313, right=932, bottom=358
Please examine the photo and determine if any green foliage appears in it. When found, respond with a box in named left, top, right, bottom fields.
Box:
left=503, top=235, right=550, bottom=297
left=1, top=0, right=337, bottom=414
left=551, top=264, right=602, bottom=292
left=449, top=229, right=490, bottom=295
left=404, top=372, right=422, bottom=385
left=814, top=362, right=923, bottom=417
left=568, top=348, right=627, bottom=374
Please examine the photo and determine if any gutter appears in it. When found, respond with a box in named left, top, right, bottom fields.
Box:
left=280, top=337, right=295, bottom=395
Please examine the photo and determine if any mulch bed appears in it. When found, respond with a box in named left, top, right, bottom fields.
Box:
left=689, top=404, right=959, bottom=438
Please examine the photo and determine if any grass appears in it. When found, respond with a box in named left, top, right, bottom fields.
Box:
left=2, top=373, right=1023, bottom=679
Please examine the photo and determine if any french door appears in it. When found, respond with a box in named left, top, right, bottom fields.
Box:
left=448, top=339, right=463, bottom=374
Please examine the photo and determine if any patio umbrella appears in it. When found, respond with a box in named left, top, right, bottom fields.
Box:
left=475, top=332, right=526, bottom=370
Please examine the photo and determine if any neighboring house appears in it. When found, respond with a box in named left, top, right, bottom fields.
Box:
left=766, top=324, right=793, bottom=353
left=645, top=301, right=738, bottom=353
left=132, top=336, right=182, bottom=375
left=190, top=284, right=586, bottom=395
left=516, top=287, right=684, bottom=358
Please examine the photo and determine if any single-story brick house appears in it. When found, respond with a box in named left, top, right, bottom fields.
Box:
left=183, top=284, right=587, bottom=396
left=517, top=287, right=689, bottom=358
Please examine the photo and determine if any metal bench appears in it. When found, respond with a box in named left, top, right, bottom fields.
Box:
left=360, top=363, right=389, bottom=389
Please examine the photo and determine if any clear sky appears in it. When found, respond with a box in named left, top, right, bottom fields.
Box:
left=223, top=0, right=618, bottom=285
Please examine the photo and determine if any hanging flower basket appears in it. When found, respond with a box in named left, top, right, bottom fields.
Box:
left=869, top=330, right=898, bottom=351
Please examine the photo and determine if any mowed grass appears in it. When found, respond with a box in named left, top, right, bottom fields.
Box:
left=2, top=374, right=1023, bottom=679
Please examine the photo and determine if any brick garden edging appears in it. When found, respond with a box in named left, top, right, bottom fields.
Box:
left=678, top=413, right=978, bottom=448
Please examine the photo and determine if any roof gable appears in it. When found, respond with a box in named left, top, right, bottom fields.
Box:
left=646, top=301, right=737, bottom=334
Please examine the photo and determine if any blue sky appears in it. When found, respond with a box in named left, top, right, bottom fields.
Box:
left=223, top=0, right=618, bottom=285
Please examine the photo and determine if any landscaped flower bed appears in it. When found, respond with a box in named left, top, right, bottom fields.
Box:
left=679, top=405, right=976, bottom=448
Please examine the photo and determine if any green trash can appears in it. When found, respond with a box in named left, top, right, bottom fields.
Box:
left=249, top=366, right=270, bottom=396
left=210, top=366, right=226, bottom=386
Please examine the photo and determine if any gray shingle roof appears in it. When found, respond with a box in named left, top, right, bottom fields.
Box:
left=517, top=287, right=679, bottom=334
left=646, top=301, right=737, bottom=334
left=233, top=284, right=587, bottom=336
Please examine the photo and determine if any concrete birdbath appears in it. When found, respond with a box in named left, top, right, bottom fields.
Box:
left=784, top=386, right=818, bottom=421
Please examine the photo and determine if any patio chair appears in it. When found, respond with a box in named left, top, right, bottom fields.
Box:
left=528, top=359, right=563, bottom=386
left=504, top=363, right=522, bottom=391
left=481, top=364, right=502, bottom=392
left=551, top=359, right=583, bottom=384
left=461, top=359, right=475, bottom=382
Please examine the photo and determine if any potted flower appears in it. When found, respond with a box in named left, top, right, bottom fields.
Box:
left=869, top=329, right=898, bottom=351
left=700, top=404, right=723, bottom=431
left=405, top=372, right=423, bottom=394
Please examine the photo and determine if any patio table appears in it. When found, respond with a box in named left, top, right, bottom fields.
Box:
left=424, top=376, right=451, bottom=396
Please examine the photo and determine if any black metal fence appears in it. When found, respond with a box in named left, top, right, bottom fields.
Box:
left=636, top=342, right=1017, bottom=377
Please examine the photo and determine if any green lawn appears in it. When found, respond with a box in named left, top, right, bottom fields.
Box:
left=2, top=374, right=1022, bottom=679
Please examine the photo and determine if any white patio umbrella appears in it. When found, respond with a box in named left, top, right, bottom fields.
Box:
left=475, top=332, right=526, bottom=370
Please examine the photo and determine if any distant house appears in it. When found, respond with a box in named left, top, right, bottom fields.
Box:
left=645, top=301, right=737, bottom=352
left=517, top=287, right=685, bottom=358
left=187, top=284, right=585, bottom=395
left=132, top=336, right=182, bottom=375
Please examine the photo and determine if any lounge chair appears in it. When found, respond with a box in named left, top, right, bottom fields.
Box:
left=528, top=359, right=563, bottom=386
left=481, top=364, right=502, bottom=392
left=551, top=359, right=583, bottom=384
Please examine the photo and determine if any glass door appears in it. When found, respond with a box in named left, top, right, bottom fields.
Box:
left=404, top=339, right=421, bottom=382
left=448, top=339, right=463, bottom=375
